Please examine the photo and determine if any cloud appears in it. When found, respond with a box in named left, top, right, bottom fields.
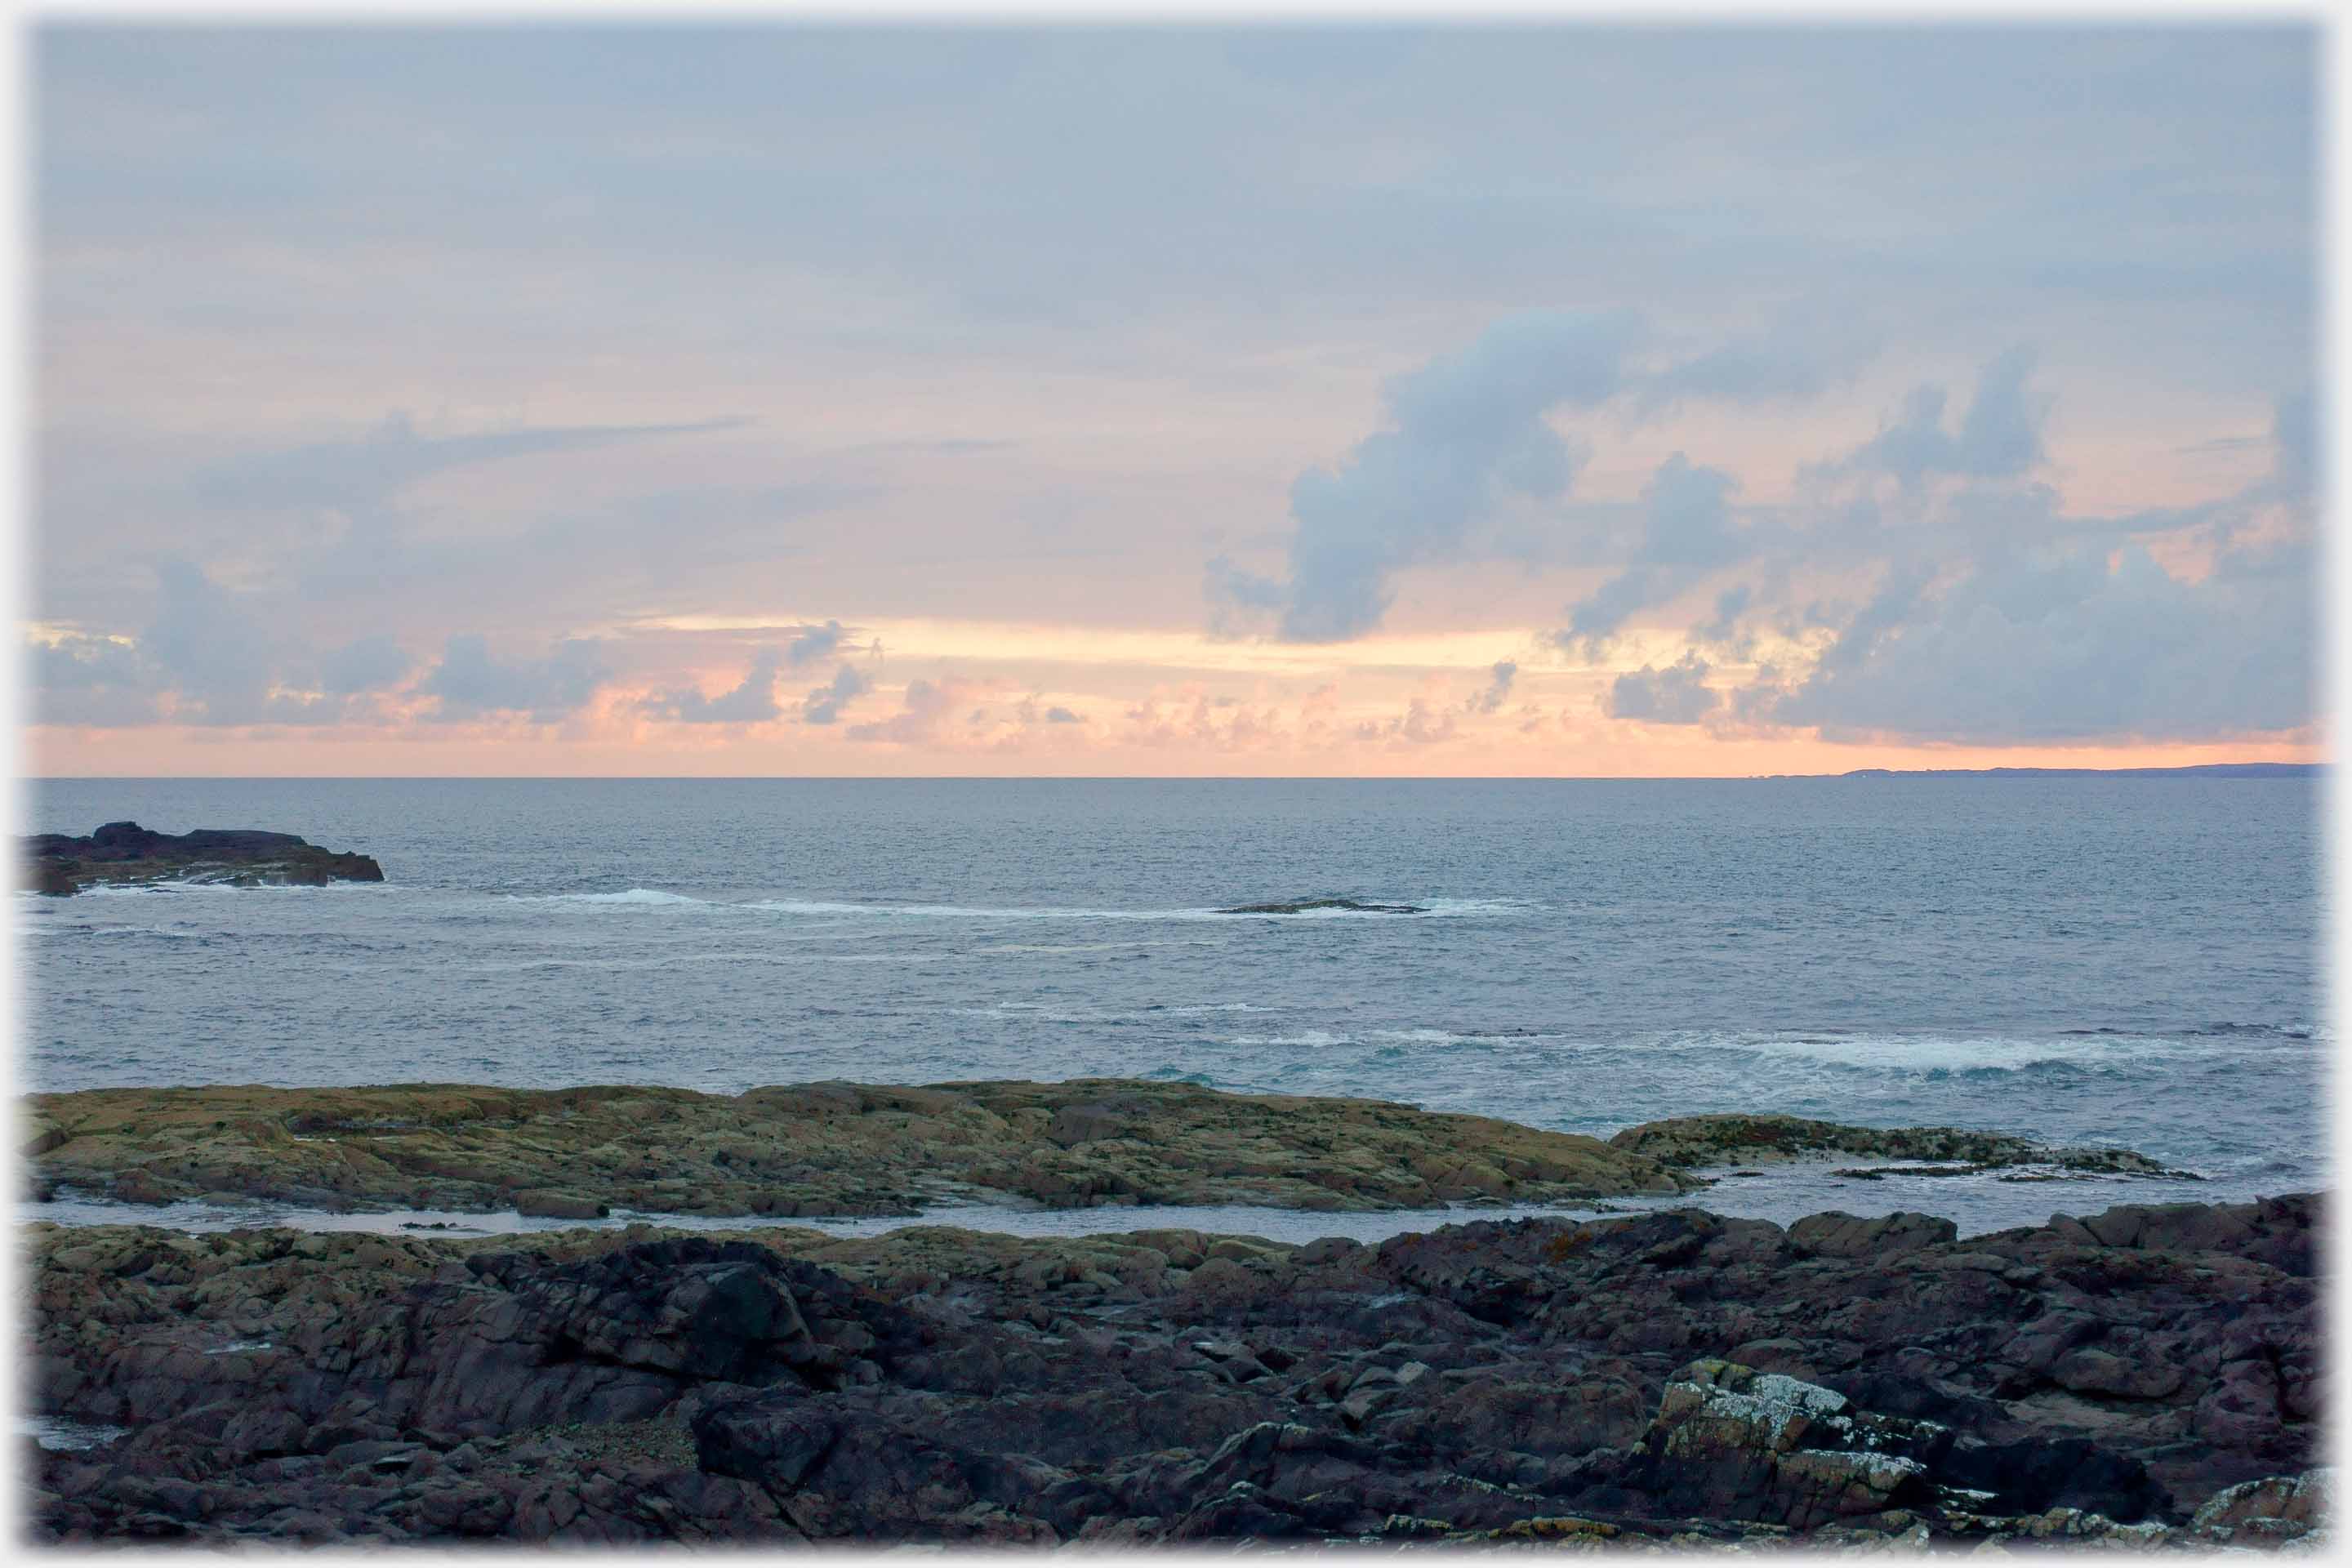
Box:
left=1045, top=706, right=1085, bottom=724
left=800, top=663, right=873, bottom=725
left=1633, top=306, right=1876, bottom=416
left=1202, top=555, right=1289, bottom=639
left=317, top=633, right=413, bottom=696
left=643, top=648, right=784, bottom=724
left=1609, top=652, right=1720, bottom=724
left=1214, top=310, right=1638, bottom=643
left=1838, top=348, right=2047, bottom=488
left=1558, top=452, right=1748, bottom=652
left=197, top=412, right=747, bottom=513
left=420, top=634, right=610, bottom=722
left=844, top=676, right=999, bottom=744
left=140, top=557, right=279, bottom=720
left=1468, top=660, right=1517, bottom=714
left=29, top=634, right=154, bottom=726
left=1355, top=696, right=1459, bottom=746
left=1760, top=541, right=2312, bottom=743
left=1209, top=308, right=1882, bottom=647
left=786, top=619, right=852, bottom=666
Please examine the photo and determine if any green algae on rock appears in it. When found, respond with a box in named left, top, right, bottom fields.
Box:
left=22, top=1078, right=1699, bottom=1218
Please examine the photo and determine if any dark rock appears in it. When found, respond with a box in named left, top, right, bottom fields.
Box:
left=1211, top=898, right=1428, bottom=915
left=23, top=821, right=385, bottom=895
left=20, top=1192, right=2324, bottom=1548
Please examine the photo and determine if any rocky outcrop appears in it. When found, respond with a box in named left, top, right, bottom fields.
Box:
left=20, top=1192, right=2323, bottom=1548
left=22, top=1079, right=1699, bottom=1218
left=21, top=822, right=385, bottom=896
left=1613, top=1112, right=2201, bottom=1181
left=1214, top=898, right=1428, bottom=915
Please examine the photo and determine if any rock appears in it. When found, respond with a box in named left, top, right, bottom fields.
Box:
left=2189, top=1469, right=2332, bottom=1544
left=25, top=1077, right=1698, bottom=1217
left=1787, top=1211, right=1958, bottom=1258
left=1611, top=1114, right=2196, bottom=1181
left=16, top=1164, right=2323, bottom=1548
left=22, top=822, right=385, bottom=895
left=1211, top=898, right=1428, bottom=915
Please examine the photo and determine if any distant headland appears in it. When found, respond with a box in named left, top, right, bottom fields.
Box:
left=1780, top=762, right=2323, bottom=782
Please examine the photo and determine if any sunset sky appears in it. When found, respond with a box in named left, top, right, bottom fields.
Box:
left=26, top=24, right=2321, bottom=777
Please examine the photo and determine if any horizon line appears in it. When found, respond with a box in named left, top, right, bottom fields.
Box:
left=22, top=763, right=2327, bottom=784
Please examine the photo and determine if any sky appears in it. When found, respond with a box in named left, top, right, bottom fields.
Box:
left=21, top=23, right=2325, bottom=777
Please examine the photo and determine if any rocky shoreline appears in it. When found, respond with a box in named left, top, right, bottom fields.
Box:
left=15, top=1080, right=2325, bottom=1550
left=20, top=1193, right=2326, bottom=1548
left=23, top=1083, right=2206, bottom=1223
left=24, top=1080, right=1704, bottom=1219
left=21, top=821, right=384, bottom=897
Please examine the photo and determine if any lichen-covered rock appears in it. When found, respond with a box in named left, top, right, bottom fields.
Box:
left=2190, top=1468, right=2332, bottom=1546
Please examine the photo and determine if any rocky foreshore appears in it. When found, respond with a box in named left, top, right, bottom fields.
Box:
left=22, top=1080, right=1704, bottom=1218
left=21, top=821, right=385, bottom=896
left=20, top=1192, right=2326, bottom=1548
left=23, top=1084, right=2207, bottom=1223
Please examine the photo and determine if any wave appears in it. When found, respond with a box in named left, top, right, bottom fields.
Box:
left=1696, top=1029, right=2276, bottom=1078
left=510, top=889, right=706, bottom=906
left=29, top=924, right=209, bottom=942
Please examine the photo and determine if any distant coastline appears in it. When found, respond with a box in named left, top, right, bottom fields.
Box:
left=1796, top=762, right=2323, bottom=781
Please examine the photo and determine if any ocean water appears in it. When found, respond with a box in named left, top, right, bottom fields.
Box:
left=16, top=778, right=2328, bottom=1228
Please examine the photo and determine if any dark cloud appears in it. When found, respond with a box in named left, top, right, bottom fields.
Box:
left=1045, top=706, right=1085, bottom=724
left=800, top=663, right=873, bottom=725
left=643, top=648, right=784, bottom=724
left=420, top=634, right=610, bottom=722
left=1609, top=652, right=1720, bottom=724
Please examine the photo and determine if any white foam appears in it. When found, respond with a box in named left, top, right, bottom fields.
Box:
left=1720, top=1031, right=2240, bottom=1075
left=515, top=889, right=706, bottom=906
left=1230, top=1030, right=1355, bottom=1048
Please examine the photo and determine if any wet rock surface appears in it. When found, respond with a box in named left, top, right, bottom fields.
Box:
left=1615, top=1112, right=2203, bottom=1182
left=21, top=1079, right=1698, bottom=1219
left=20, top=1192, right=2323, bottom=1548
left=20, top=821, right=385, bottom=896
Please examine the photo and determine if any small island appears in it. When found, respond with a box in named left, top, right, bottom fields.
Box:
left=21, top=821, right=385, bottom=897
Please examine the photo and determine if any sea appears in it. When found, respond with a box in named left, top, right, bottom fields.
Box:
left=16, top=777, right=2329, bottom=1237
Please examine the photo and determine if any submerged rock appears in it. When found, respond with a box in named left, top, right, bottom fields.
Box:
left=21, top=821, right=385, bottom=896
left=1213, top=898, right=1429, bottom=915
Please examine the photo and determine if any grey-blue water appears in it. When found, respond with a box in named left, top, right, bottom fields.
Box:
left=18, top=778, right=2328, bottom=1230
